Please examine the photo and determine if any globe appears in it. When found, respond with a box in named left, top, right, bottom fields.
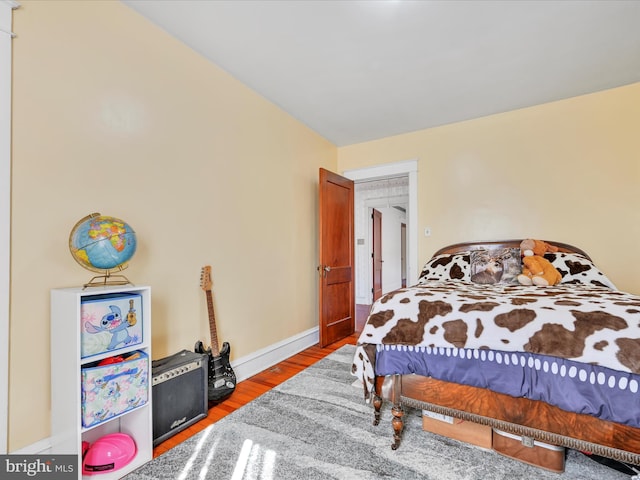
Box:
left=69, top=213, right=137, bottom=276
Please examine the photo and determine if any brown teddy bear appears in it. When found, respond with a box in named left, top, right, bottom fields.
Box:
left=520, top=239, right=558, bottom=257
left=517, top=239, right=562, bottom=286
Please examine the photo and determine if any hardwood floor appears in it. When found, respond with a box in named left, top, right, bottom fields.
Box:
left=356, top=303, right=372, bottom=331
left=152, top=333, right=359, bottom=458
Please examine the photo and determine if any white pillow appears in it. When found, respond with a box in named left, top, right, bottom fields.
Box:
left=546, top=252, right=616, bottom=289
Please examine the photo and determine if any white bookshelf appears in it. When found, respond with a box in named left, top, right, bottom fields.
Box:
left=50, top=285, right=152, bottom=479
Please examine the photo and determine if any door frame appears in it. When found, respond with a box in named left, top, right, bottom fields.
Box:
left=0, top=0, right=18, bottom=455
left=343, top=159, right=418, bottom=287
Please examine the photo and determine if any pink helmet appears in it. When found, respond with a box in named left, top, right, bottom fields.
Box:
left=82, top=433, right=137, bottom=475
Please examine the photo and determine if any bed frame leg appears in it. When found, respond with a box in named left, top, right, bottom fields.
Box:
left=385, top=374, right=404, bottom=450
left=372, top=394, right=382, bottom=426
left=391, top=403, right=404, bottom=450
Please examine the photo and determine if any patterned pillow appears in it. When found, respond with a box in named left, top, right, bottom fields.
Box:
left=470, top=248, right=521, bottom=285
left=545, top=252, right=617, bottom=289
left=418, top=253, right=470, bottom=282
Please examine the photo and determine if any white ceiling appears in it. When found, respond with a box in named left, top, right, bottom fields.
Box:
left=122, top=0, right=640, bottom=147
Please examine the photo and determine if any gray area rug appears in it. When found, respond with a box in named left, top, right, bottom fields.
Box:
left=126, top=345, right=629, bottom=479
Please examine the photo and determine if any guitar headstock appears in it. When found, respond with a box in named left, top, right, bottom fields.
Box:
left=200, top=265, right=212, bottom=291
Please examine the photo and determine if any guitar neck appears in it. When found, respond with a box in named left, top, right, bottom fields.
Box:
left=205, top=289, right=221, bottom=357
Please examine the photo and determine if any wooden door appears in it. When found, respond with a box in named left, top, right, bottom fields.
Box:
left=372, top=208, right=383, bottom=301
left=318, top=168, right=354, bottom=347
left=401, top=223, right=407, bottom=287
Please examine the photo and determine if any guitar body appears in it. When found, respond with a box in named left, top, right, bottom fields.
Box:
left=194, top=340, right=236, bottom=404
left=196, top=266, right=236, bottom=405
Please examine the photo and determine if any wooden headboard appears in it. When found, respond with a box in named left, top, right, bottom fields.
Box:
left=432, top=239, right=591, bottom=260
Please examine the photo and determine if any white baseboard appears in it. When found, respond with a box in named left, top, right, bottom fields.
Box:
left=231, top=326, right=319, bottom=382
left=10, top=437, right=51, bottom=455
left=13, top=327, right=320, bottom=454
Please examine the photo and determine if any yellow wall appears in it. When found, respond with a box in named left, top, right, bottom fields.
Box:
left=10, top=0, right=640, bottom=454
left=10, top=1, right=336, bottom=451
left=339, top=83, right=640, bottom=295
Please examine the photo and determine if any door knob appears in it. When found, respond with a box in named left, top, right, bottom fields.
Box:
left=317, top=265, right=331, bottom=278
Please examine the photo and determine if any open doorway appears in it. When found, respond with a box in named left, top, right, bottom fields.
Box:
left=343, top=160, right=418, bottom=331
left=355, top=177, right=409, bottom=303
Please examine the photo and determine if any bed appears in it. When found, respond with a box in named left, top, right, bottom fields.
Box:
left=351, top=240, right=640, bottom=467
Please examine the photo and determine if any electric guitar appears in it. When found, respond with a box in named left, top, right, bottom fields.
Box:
left=194, top=265, right=236, bottom=404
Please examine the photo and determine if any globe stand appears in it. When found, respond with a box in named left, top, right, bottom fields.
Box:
left=83, top=272, right=133, bottom=289
left=82, top=264, right=133, bottom=289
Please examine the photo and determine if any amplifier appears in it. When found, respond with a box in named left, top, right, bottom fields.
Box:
left=152, top=349, right=208, bottom=446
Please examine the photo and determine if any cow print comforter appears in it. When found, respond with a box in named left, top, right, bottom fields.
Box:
left=352, top=280, right=640, bottom=400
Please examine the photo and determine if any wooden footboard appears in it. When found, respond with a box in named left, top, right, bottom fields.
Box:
left=375, top=374, right=640, bottom=465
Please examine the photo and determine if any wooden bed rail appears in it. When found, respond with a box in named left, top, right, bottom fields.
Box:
left=374, top=374, right=640, bottom=464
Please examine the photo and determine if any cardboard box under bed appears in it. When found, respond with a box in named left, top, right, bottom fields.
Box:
left=492, top=429, right=565, bottom=473
left=422, top=410, right=492, bottom=449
